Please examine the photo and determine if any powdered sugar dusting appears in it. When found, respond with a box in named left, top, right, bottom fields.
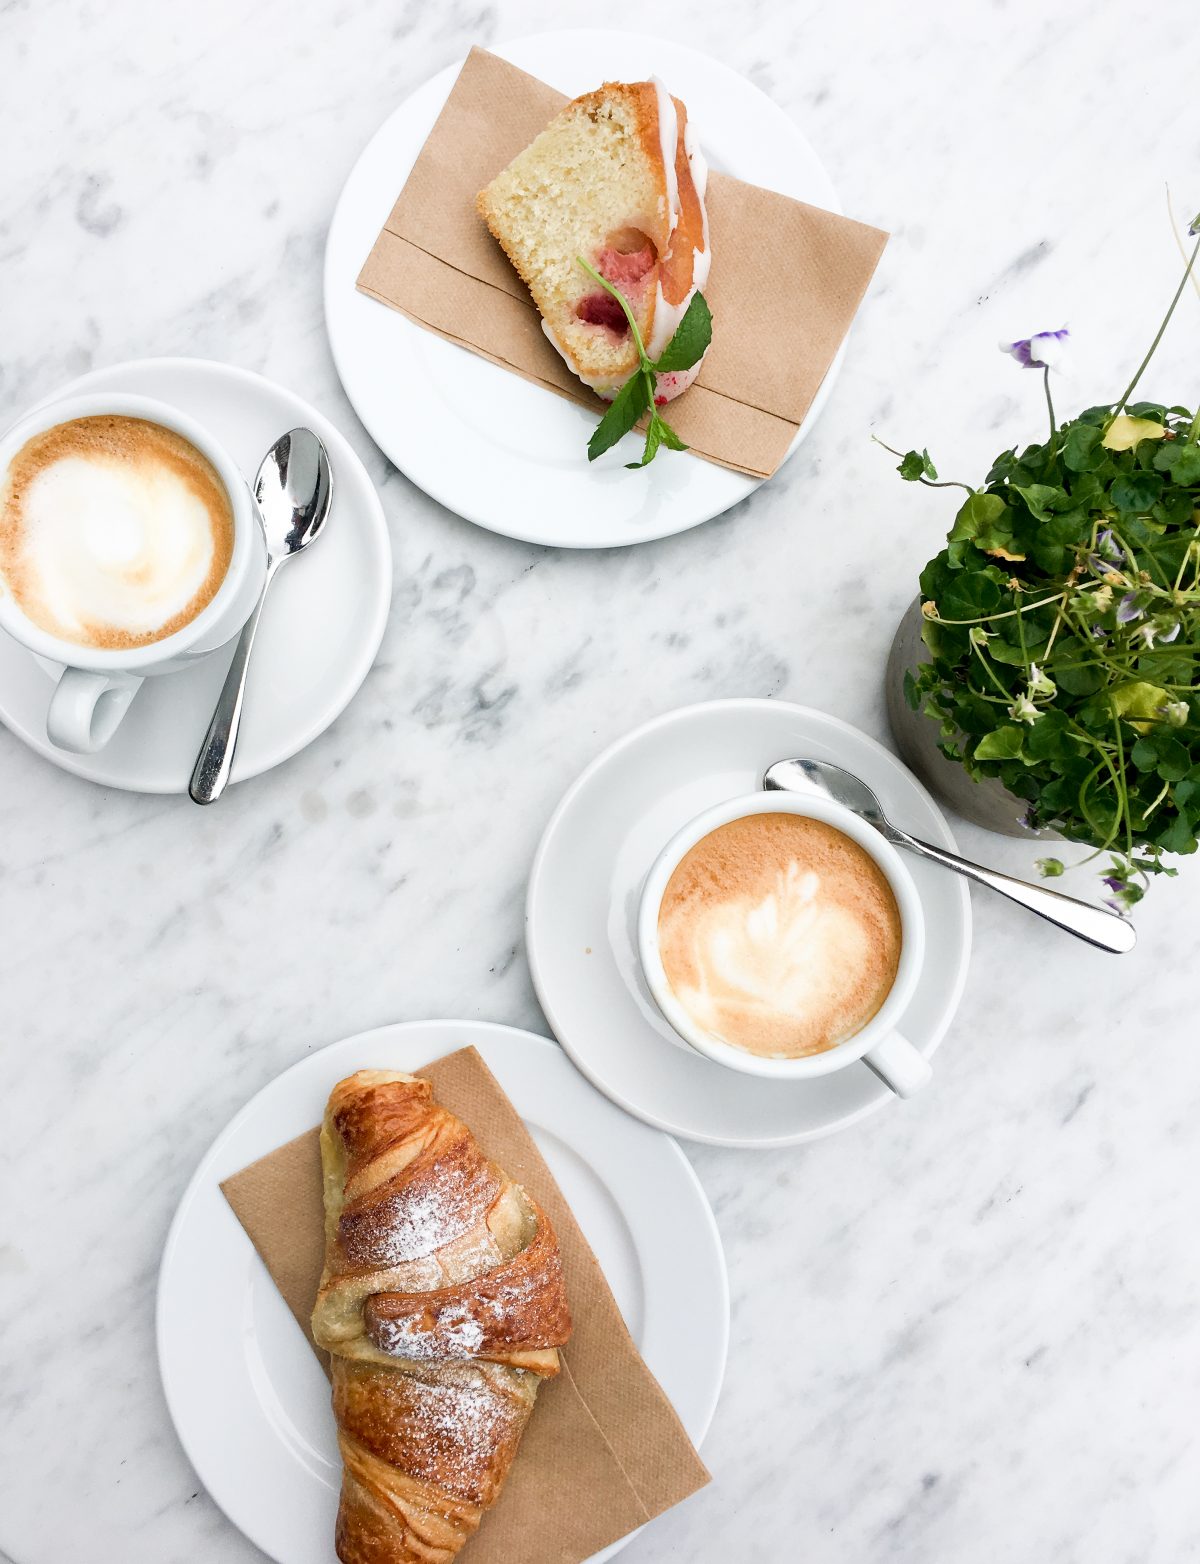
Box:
left=400, top=1367, right=529, bottom=1501
left=369, top=1260, right=549, bottom=1361
left=374, top=1303, right=487, bottom=1361
left=340, top=1155, right=498, bottom=1268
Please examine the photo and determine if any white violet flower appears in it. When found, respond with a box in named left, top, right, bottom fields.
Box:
left=999, top=328, right=1069, bottom=370
left=1028, top=663, right=1057, bottom=698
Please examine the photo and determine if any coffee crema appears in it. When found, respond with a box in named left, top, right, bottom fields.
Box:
left=0, top=415, right=234, bottom=650
left=657, top=813, right=902, bottom=1058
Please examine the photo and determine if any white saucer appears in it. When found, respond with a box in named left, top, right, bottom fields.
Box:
left=0, top=358, right=391, bottom=793
left=324, top=29, right=844, bottom=549
left=157, top=1020, right=728, bottom=1564
left=526, top=700, right=973, bottom=1148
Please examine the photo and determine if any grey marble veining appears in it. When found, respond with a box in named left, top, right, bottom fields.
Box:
left=3, top=0, right=1200, bottom=1560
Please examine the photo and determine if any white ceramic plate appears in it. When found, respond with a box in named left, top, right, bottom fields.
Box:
left=0, top=358, right=391, bottom=793
left=526, top=700, right=973, bottom=1148
left=324, top=29, right=844, bottom=548
left=157, top=1020, right=729, bottom=1564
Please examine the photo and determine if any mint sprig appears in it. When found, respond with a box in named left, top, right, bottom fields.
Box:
left=578, top=257, right=712, bottom=467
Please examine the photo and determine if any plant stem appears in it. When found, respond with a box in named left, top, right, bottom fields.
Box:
left=576, top=257, right=650, bottom=364
left=1043, top=366, right=1056, bottom=442
left=1114, top=231, right=1200, bottom=413
left=870, top=436, right=974, bottom=493
left=971, top=640, right=1015, bottom=699
left=1111, top=720, right=1135, bottom=860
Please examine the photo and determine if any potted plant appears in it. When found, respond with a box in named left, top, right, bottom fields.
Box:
left=885, top=217, right=1200, bottom=910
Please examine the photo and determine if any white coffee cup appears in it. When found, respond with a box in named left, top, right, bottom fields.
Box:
left=637, top=791, right=932, bottom=1097
left=0, top=392, right=266, bottom=754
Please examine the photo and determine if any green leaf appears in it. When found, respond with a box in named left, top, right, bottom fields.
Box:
left=588, top=372, right=651, bottom=461
left=1153, top=439, right=1200, bottom=485
left=1157, top=812, right=1198, bottom=855
left=656, top=418, right=688, bottom=452
left=974, top=726, right=1026, bottom=761
left=1026, top=711, right=1076, bottom=761
left=949, top=491, right=1006, bottom=539
left=1130, top=735, right=1159, bottom=771
left=1062, top=421, right=1105, bottom=472
left=1156, top=738, right=1192, bottom=782
left=1109, top=681, right=1171, bottom=729
left=1013, top=483, right=1064, bottom=523
left=625, top=411, right=688, bottom=469
left=941, top=570, right=1003, bottom=621
left=903, top=669, right=920, bottom=711
left=989, top=637, right=1034, bottom=666
left=898, top=448, right=939, bottom=482
left=651, top=292, right=713, bottom=374
left=626, top=416, right=664, bottom=469
left=1111, top=470, right=1164, bottom=513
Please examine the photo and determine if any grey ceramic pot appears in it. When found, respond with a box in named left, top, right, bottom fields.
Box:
left=885, top=598, right=1057, bottom=840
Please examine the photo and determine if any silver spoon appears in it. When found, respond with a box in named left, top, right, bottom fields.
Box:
left=762, top=758, right=1136, bottom=955
left=189, top=428, right=332, bottom=805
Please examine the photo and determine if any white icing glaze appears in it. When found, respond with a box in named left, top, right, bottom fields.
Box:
left=650, top=76, right=680, bottom=235
left=684, top=118, right=711, bottom=255
left=645, top=108, right=712, bottom=372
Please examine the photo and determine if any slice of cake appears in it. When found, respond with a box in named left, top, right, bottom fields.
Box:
left=477, top=79, right=711, bottom=403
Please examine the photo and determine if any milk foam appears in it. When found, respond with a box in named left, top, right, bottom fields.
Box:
left=657, top=815, right=902, bottom=1058
left=0, top=418, right=232, bottom=649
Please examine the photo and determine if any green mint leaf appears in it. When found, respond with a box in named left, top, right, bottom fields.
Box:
left=587, top=372, right=651, bottom=462
left=575, top=257, right=651, bottom=367
left=651, top=292, right=713, bottom=374
left=624, top=408, right=689, bottom=469
left=626, top=416, right=664, bottom=469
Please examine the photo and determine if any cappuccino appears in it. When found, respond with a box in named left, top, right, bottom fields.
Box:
left=657, top=813, right=902, bottom=1058
left=0, top=414, right=234, bottom=650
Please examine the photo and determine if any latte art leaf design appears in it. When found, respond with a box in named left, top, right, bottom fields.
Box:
left=657, top=815, right=902, bottom=1059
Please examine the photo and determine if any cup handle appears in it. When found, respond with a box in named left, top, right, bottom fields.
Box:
left=46, top=667, right=143, bottom=754
left=863, top=1030, right=932, bottom=1098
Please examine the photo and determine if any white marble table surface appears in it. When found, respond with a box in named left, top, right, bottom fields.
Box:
left=3, top=1, right=1199, bottom=1560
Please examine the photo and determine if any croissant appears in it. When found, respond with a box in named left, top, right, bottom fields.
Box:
left=312, top=1070, right=572, bottom=1564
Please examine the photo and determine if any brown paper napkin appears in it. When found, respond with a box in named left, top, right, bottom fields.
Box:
left=356, top=46, right=888, bottom=479
left=221, top=1045, right=710, bottom=1564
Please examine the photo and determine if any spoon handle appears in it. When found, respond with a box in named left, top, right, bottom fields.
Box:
left=888, top=827, right=1136, bottom=954
left=188, top=570, right=274, bottom=805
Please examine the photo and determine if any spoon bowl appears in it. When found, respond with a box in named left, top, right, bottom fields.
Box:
left=256, top=427, right=333, bottom=562
left=189, top=429, right=332, bottom=804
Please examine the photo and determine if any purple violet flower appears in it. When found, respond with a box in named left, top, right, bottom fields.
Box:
left=1102, top=875, right=1126, bottom=894
left=999, top=328, right=1069, bottom=369
left=1116, top=593, right=1143, bottom=624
